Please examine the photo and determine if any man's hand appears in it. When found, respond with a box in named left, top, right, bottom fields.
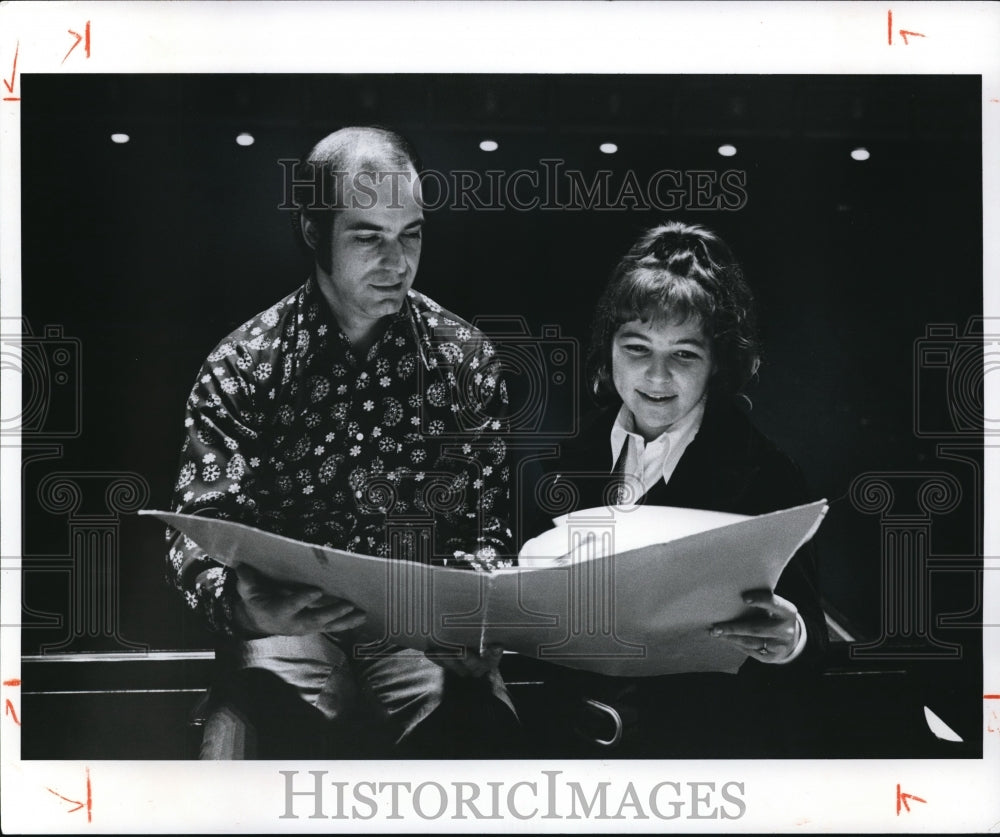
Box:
left=709, top=588, right=801, bottom=664
left=425, top=642, right=504, bottom=678
left=232, top=564, right=366, bottom=637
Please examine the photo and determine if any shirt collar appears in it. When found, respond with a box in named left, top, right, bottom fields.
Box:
left=401, top=291, right=434, bottom=371
left=305, top=274, right=422, bottom=363
left=610, top=396, right=707, bottom=467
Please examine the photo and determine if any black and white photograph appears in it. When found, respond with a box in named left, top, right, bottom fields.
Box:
left=1, top=2, right=998, bottom=833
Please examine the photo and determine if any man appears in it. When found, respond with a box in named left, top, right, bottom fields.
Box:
left=166, top=126, right=517, bottom=758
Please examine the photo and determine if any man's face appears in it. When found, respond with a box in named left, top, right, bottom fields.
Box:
left=317, top=167, right=424, bottom=338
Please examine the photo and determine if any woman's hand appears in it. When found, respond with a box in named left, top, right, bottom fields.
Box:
left=710, top=588, right=801, bottom=664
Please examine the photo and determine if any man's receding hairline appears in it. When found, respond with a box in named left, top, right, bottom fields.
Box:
left=308, top=128, right=415, bottom=175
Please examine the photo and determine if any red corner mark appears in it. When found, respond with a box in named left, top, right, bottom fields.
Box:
left=896, top=783, right=927, bottom=815
left=888, top=10, right=926, bottom=45
left=62, top=21, right=91, bottom=64
left=899, top=29, right=925, bottom=45
left=46, top=768, right=92, bottom=823
left=3, top=678, right=21, bottom=686
left=984, top=694, right=1000, bottom=699
left=3, top=40, right=19, bottom=101
left=5, top=699, right=20, bottom=726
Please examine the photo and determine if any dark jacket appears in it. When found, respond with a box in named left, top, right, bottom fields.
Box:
left=523, top=395, right=828, bottom=756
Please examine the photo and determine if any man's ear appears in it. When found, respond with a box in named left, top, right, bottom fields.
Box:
left=300, top=213, right=319, bottom=251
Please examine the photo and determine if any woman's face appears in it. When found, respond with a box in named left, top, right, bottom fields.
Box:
left=611, top=316, right=714, bottom=442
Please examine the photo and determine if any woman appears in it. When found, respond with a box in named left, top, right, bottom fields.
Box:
left=523, top=221, right=827, bottom=756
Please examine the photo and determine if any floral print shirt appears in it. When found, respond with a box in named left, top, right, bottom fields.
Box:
left=166, top=276, right=513, bottom=635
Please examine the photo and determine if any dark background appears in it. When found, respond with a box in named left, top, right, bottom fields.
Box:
left=16, top=75, right=984, bottom=742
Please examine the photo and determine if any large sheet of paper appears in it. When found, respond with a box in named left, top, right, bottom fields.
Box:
left=141, top=500, right=826, bottom=676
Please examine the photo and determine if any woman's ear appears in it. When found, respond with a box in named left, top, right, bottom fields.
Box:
left=592, top=364, right=615, bottom=402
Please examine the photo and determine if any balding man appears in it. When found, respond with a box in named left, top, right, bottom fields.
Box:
left=166, top=127, right=517, bottom=758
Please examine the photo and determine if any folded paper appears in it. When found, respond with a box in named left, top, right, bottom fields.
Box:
left=141, top=499, right=826, bottom=676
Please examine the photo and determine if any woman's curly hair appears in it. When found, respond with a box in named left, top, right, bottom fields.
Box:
left=587, top=221, right=761, bottom=404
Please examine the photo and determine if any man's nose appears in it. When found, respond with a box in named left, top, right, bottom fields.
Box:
left=380, top=237, right=408, bottom=272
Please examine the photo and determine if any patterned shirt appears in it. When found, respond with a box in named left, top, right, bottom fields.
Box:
left=166, top=276, right=513, bottom=635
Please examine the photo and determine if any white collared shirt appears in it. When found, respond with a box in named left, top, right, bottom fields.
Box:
left=609, top=399, right=808, bottom=664
left=609, top=397, right=706, bottom=505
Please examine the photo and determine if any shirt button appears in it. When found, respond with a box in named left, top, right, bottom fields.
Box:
left=355, top=491, right=362, bottom=499
left=356, top=432, right=364, bottom=440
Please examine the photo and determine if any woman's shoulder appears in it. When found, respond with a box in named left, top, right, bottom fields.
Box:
left=689, top=396, right=813, bottom=512
left=702, top=397, right=798, bottom=465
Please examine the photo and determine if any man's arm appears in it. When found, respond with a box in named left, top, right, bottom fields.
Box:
left=436, top=344, right=515, bottom=568
left=423, top=337, right=515, bottom=676
left=166, top=348, right=263, bottom=635
left=166, top=346, right=363, bottom=637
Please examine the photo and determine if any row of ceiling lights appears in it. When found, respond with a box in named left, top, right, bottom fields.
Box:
left=109, top=132, right=872, bottom=161
left=480, top=139, right=872, bottom=161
